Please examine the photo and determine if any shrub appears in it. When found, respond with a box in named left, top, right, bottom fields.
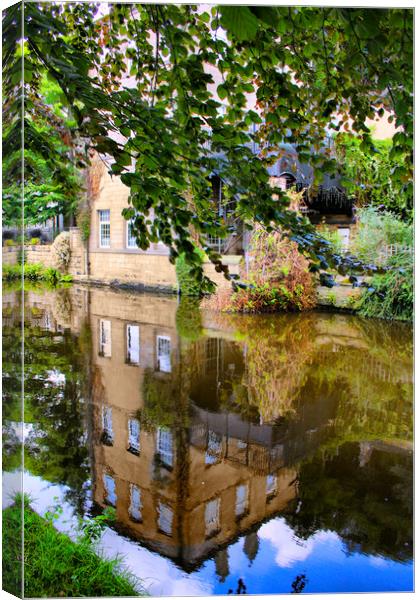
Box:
left=29, top=237, right=40, bottom=245
left=356, top=250, right=413, bottom=321
left=208, top=227, right=316, bottom=313
left=24, top=263, right=45, bottom=281
left=4, top=239, right=16, bottom=247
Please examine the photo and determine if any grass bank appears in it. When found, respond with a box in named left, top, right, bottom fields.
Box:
left=3, top=496, right=144, bottom=598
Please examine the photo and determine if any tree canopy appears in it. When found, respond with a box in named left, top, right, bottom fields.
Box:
left=3, top=3, right=413, bottom=288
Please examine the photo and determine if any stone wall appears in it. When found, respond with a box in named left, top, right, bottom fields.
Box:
left=25, top=245, right=55, bottom=268
left=2, top=247, right=18, bottom=265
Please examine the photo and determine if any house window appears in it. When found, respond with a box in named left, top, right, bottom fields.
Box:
left=99, top=319, right=112, bottom=357
left=157, top=335, right=171, bottom=373
left=128, top=418, right=140, bottom=454
left=102, top=406, right=113, bottom=444
left=98, top=210, right=111, bottom=248
left=235, top=484, right=249, bottom=517
left=157, top=502, right=173, bottom=536
left=157, top=427, right=173, bottom=467
left=266, top=474, right=277, bottom=496
left=129, top=484, right=142, bottom=522
left=205, top=430, right=222, bottom=465
left=126, top=218, right=138, bottom=248
left=205, top=498, right=220, bottom=536
left=337, top=227, right=350, bottom=250
left=126, top=324, right=140, bottom=364
left=103, top=473, right=116, bottom=506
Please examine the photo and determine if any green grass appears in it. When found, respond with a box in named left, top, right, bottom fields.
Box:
left=3, top=496, right=144, bottom=598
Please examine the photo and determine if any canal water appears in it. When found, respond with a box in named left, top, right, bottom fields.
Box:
left=3, top=285, right=413, bottom=595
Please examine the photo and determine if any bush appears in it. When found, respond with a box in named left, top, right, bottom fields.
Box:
left=208, top=227, right=316, bottom=313
left=4, top=239, right=16, bottom=247
left=29, top=237, right=40, bottom=245
left=356, top=251, right=413, bottom=321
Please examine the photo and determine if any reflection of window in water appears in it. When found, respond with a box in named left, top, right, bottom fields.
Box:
left=205, top=498, right=220, bottom=536
left=237, top=439, right=247, bottom=450
left=205, top=430, right=223, bottom=464
left=128, top=418, right=140, bottom=454
left=129, top=484, right=142, bottom=521
left=266, top=474, right=277, bottom=496
left=156, top=335, right=171, bottom=373
left=126, top=324, right=140, bottom=364
left=103, top=473, right=116, bottom=506
left=157, top=502, right=173, bottom=536
left=157, top=427, right=173, bottom=467
left=99, top=319, right=112, bottom=357
left=235, top=484, right=249, bottom=517
left=102, top=406, right=113, bottom=443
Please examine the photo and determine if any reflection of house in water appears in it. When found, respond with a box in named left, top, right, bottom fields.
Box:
left=88, top=290, right=299, bottom=571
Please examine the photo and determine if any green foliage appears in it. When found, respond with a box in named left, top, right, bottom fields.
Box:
left=2, top=4, right=412, bottom=286
left=351, top=206, right=413, bottom=264
left=317, top=225, right=343, bottom=255
left=356, top=251, right=413, bottom=321
left=76, top=205, right=91, bottom=242
left=2, top=262, right=73, bottom=285
left=175, top=297, right=203, bottom=341
left=175, top=249, right=207, bottom=296
left=335, top=133, right=412, bottom=219
left=4, top=239, right=16, bottom=247
left=2, top=498, right=143, bottom=598
left=29, top=237, right=40, bottom=245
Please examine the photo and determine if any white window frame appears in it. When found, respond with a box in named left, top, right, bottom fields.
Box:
left=266, top=474, right=277, bottom=496
left=129, top=483, right=142, bottom=521
left=98, top=209, right=111, bottom=248
left=126, top=218, right=138, bottom=249
left=126, top=324, right=140, bottom=364
left=157, top=501, right=173, bottom=536
left=103, top=473, right=116, bottom=506
left=102, top=406, right=113, bottom=442
left=157, top=427, right=174, bottom=467
left=99, top=319, right=112, bottom=357
left=205, top=498, right=220, bottom=536
left=156, top=335, right=171, bottom=373
left=128, top=418, right=141, bottom=453
left=235, top=484, right=249, bottom=517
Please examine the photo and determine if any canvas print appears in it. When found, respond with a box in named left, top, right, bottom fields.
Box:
left=2, top=2, right=413, bottom=598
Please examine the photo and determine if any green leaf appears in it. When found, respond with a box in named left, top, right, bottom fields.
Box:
left=220, top=6, right=259, bottom=41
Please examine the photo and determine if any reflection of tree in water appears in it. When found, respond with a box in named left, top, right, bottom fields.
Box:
left=291, top=573, right=308, bottom=594
left=285, top=442, right=412, bottom=563
left=3, top=309, right=91, bottom=514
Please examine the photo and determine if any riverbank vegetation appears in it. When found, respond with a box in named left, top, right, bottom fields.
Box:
left=2, top=262, right=73, bottom=284
left=2, top=494, right=143, bottom=598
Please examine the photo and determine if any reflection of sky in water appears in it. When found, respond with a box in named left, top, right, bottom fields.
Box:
left=3, top=471, right=413, bottom=596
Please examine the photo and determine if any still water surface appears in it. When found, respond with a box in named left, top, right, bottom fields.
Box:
left=3, top=285, right=413, bottom=595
